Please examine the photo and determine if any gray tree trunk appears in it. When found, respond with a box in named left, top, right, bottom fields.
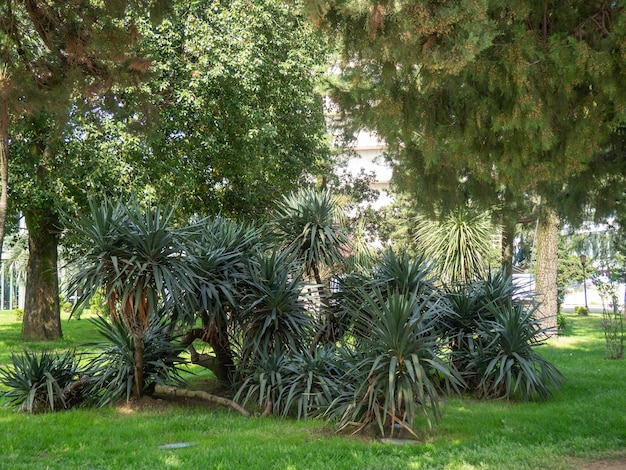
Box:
left=535, top=209, right=559, bottom=337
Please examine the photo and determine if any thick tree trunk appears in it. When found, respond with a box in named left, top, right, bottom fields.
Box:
left=21, top=209, right=62, bottom=340
left=0, top=75, right=8, bottom=258
left=535, top=209, right=559, bottom=337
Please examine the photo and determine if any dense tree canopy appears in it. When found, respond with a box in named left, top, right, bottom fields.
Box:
left=308, top=1, right=626, bottom=206
left=1, top=0, right=169, bottom=339
left=306, top=1, right=626, bottom=328
left=3, top=0, right=331, bottom=340
left=138, top=0, right=330, bottom=218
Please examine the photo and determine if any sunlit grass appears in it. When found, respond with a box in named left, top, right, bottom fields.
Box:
left=0, top=311, right=624, bottom=469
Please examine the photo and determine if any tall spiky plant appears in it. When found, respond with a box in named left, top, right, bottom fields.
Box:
left=68, top=197, right=199, bottom=398
left=271, top=188, right=350, bottom=346
left=415, top=207, right=496, bottom=285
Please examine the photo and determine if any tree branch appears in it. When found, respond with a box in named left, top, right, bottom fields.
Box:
left=153, top=385, right=250, bottom=417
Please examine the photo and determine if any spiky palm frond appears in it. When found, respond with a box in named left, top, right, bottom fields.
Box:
left=0, top=349, right=83, bottom=412
left=271, top=188, right=350, bottom=280
left=238, top=250, right=313, bottom=360
left=415, top=207, right=495, bottom=285
left=329, top=289, right=462, bottom=438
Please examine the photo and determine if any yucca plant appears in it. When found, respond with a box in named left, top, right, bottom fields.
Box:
left=279, top=347, right=342, bottom=419
left=238, top=250, right=313, bottom=362
left=271, top=188, right=350, bottom=345
left=83, top=315, right=187, bottom=406
left=443, top=272, right=547, bottom=394
left=470, top=300, right=564, bottom=400
left=67, top=197, right=200, bottom=398
left=373, top=248, right=438, bottom=297
left=0, top=349, right=83, bottom=412
left=334, top=248, right=446, bottom=342
left=234, top=347, right=341, bottom=419
left=415, top=207, right=495, bottom=285
left=328, top=288, right=461, bottom=438
left=179, top=216, right=264, bottom=383
left=233, top=350, right=287, bottom=416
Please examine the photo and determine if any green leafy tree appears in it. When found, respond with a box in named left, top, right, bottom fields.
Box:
left=138, top=0, right=330, bottom=218
left=1, top=0, right=168, bottom=340
left=4, top=0, right=331, bottom=341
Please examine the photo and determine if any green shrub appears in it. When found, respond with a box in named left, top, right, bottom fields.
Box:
left=557, top=312, right=567, bottom=331
left=83, top=315, right=187, bottom=406
left=14, top=308, right=23, bottom=321
left=470, top=301, right=564, bottom=400
left=238, top=251, right=313, bottom=362
left=575, top=305, right=590, bottom=316
left=88, top=290, right=109, bottom=317
left=0, top=349, right=84, bottom=412
left=234, top=347, right=340, bottom=419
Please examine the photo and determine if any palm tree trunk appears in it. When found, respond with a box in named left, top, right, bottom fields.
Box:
left=310, top=262, right=337, bottom=349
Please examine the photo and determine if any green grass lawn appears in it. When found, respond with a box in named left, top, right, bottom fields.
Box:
left=1, top=311, right=625, bottom=469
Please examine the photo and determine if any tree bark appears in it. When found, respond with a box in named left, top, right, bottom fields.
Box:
left=132, top=333, right=144, bottom=399
left=21, top=208, right=62, bottom=340
left=535, top=209, right=559, bottom=337
left=0, top=73, right=9, bottom=258
left=153, top=385, right=250, bottom=417
left=501, top=214, right=516, bottom=278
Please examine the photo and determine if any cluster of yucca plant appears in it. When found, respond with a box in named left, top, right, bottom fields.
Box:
left=444, top=272, right=563, bottom=400
left=82, top=314, right=187, bottom=406
left=0, top=190, right=563, bottom=434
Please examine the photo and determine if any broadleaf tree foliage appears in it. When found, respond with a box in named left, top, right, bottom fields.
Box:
left=139, top=0, right=330, bottom=218
left=2, top=0, right=330, bottom=339
left=1, top=0, right=169, bottom=340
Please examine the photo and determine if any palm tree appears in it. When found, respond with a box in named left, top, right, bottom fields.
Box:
left=270, top=188, right=350, bottom=346
left=68, top=198, right=199, bottom=398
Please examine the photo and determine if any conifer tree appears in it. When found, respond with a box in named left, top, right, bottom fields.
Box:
left=307, top=1, right=626, bottom=326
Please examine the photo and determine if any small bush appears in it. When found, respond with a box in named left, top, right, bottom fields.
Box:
left=89, top=290, right=109, bottom=317
left=575, top=306, right=590, bottom=316
left=557, top=312, right=567, bottom=331
left=14, top=308, right=23, bottom=321
left=326, top=288, right=461, bottom=438
left=470, top=301, right=564, bottom=400
left=0, top=349, right=84, bottom=412
left=234, top=347, right=340, bottom=419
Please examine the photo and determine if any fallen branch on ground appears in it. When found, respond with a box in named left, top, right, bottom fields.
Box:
left=154, top=385, right=250, bottom=417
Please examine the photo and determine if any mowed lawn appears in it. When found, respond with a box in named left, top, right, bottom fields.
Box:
left=0, top=310, right=625, bottom=470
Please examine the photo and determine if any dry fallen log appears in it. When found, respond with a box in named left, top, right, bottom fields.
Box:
left=153, top=385, right=250, bottom=417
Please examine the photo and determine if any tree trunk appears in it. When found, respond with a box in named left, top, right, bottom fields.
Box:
left=535, top=209, right=559, bottom=337
left=21, top=209, right=62, bottom=340
left=501, top=215, right=516, bottom=278
left=0, top=74, right=9, bottom=258
left=132, top=333, right=144, bottom=399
